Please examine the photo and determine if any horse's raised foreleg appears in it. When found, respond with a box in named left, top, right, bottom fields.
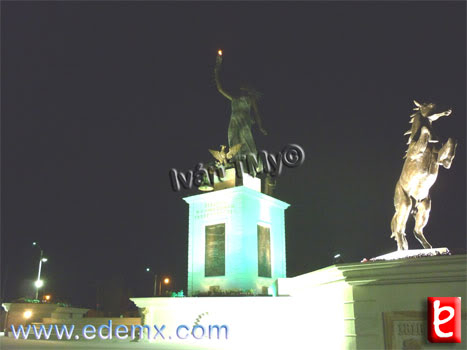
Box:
left=413, top=197, right=432, bottom=249
left=391, top=181, right=411, bottom=250
left=437, top=137, right=457, bottom=169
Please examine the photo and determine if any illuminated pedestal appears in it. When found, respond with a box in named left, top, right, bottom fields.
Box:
left=183, top=185, right=289, bottom=296
left=276, top=253, right=466, bottom=349
left=131, top=254, right=466, bottom=349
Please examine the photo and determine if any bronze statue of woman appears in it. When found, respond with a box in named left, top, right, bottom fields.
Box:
left=214, top=51, right=267, bottom=157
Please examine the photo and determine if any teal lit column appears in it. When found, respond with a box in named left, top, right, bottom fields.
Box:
left=184, top=186, right=289, bottom=296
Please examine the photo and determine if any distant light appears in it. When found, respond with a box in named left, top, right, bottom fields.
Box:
left=32, top=242, right=37, bottom=246
left=44, top=295, right=51, bottom=301
left=23, top=310, right=32, bottom=319
left=146, top=267, right=150, bottom=272
left=34, top=280, right=44, bottom=288
left=218, top=50, right=223, bottom=56
left=41, top=258, right=48, bottom=262
left=164, top=278, right=170, bottom=284
left=333, top=253, right=343, bottom=265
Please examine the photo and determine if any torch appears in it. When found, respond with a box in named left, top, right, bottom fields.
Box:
left=216, top=49, right=223, bottom=65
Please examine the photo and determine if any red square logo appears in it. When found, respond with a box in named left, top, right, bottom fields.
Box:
left=427, top=297, right=461, bottom=343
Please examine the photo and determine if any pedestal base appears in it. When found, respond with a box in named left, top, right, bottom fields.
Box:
left=132, top=254, right=466, bottom=349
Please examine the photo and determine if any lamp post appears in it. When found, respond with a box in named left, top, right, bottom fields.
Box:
left=32, top=242, right=47, bottom=300
left=159, top=277, right=170, bottom=297
left=145, top=268, right=171, bottom=296
left=145, top=267, right=158, bottom=297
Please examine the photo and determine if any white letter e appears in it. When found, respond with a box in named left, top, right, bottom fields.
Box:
left=433, top=300, right=454, bottom=338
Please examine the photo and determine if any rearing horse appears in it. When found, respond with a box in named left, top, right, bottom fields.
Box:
left=391, top=100, right=457, bottom=250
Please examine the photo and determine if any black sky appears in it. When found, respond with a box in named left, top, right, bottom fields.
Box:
left=1, top=1, right=465, bottom=308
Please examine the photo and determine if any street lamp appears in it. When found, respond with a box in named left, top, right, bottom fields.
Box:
left=33, top=242, right=48, bottom=300
left=159, top=276, right=171, bottom=296
left=34, top=280, right=44, bottom=288
left=145, top=268, right=172, bottom=296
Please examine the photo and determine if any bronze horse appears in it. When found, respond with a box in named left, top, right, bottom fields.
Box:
left=391, top=101, right=457, bottom=250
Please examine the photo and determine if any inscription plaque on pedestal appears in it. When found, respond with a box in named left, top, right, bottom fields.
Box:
left=383, top=311, right=424, bottom=350
left=258, top=225, right=271, bottom=277
left=205, top=223, right=225, bottom=276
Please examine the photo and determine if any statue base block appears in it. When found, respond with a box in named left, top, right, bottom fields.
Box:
left=370, top=247, right=450, bottom=262
left=212, top=167, right=261, bottom=192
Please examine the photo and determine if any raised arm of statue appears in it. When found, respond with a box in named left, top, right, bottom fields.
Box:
left=214, top=54, right=233, bottom=101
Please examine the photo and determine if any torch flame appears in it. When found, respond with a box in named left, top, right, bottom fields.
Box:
left=218, top=50, right=223, bottom=56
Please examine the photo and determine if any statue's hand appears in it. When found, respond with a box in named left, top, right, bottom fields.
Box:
left=443, top=109, right=452, bottom=117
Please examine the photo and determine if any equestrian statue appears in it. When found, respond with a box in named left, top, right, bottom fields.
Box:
left=391, top=100, right=457, bottom=250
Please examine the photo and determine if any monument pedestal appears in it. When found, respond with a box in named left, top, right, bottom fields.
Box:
left=183, top=184, right=289, bottom=296
left=277, top=253, right=466, bottom=349
left=132, top=254, right=466, bottom=349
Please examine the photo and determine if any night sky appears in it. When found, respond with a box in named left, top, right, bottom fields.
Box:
left=1, top=1, right=465, bottom=309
